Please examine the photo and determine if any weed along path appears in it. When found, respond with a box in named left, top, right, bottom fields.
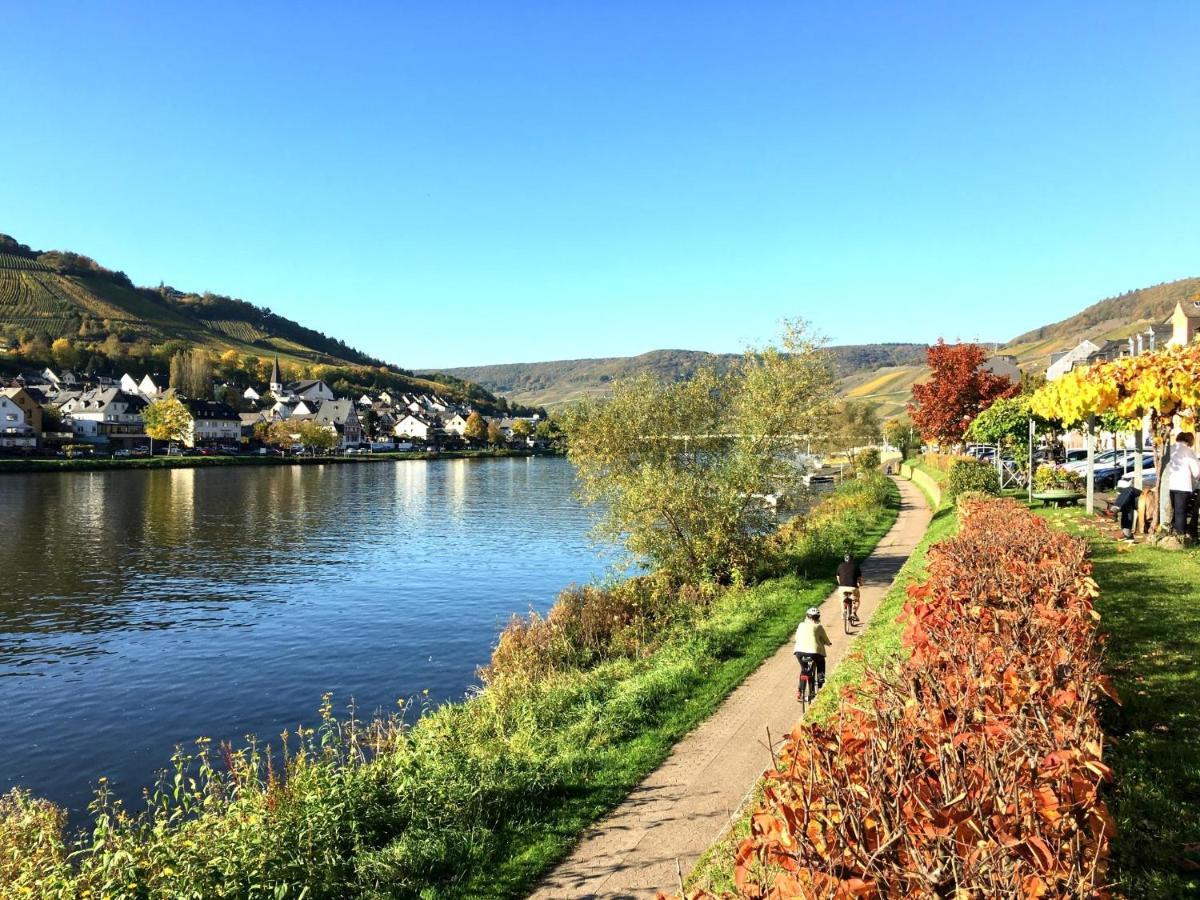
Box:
left=529, top=477, right=932, bottom=900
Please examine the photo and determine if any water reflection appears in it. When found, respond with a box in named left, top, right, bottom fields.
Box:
left=0, top=458, right=606, bottom=816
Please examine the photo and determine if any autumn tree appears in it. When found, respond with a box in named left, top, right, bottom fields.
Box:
left=463, top=411, right=487, bottom=444
left=142, top=396, right=192, bottom=451
left=264, top=420, right=296, bottom=454
left=296, top=420, right=337, bottom=455
left=51, top=337, right=81, bottom=369
left=511, top=419, right=533, bottom=442
left=487, top=421, right=503, bottom=446
left=169, top=349, right=214, bottom=398
left=907, top=340, right=1017, bottom=446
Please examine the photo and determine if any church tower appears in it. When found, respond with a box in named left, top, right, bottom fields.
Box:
left=269, top=356, right=283, bottom=398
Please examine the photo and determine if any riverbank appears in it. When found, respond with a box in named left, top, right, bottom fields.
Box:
left=0, top=447, right=533, bottom=474
left=1, top=474, right=900, bottom=899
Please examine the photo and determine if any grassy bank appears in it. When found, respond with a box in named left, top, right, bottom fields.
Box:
left=1034, top=508, right=1200, bottom=897
left=1, top=476, right=899, bottom=899
left=0, top=448, right=530, bottom=474
left=686, top=498, right=956, bottom=894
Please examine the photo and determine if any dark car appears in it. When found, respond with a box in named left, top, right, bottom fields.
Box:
left=1092, top=453, right=1155, bottom=491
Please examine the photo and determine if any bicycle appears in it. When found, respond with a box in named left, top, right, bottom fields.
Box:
left=840, top=586, right=859, bottom=634
left=796, top=654, right=820, bottom=711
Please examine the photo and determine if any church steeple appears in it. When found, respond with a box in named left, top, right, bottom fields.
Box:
left=270, top=355, right=283, bottom=396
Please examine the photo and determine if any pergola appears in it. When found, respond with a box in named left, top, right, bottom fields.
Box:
left=1031, top=343, right=1200, bottom=525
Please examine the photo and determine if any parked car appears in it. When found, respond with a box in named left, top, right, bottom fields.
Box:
left=113, top=449, right=133, bottom=458
left=1062, top=449, right=1140, bottom=474
left=1089, top=454, right=1154, bottom=491
left=1117, top=469, right=1158, bottom=490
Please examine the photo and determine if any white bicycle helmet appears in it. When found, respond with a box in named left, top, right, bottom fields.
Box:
left=806, top=607, right=821, bottom=619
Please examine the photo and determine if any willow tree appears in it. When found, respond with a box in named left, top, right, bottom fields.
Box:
left=564, top=321, right=833, bottom=584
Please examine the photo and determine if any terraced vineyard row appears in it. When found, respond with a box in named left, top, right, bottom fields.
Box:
left=0, top=253, right=51, bottom=271
left=0, top=272, right=76, bottom=317
left=54, top=273, right=139, bottom=322
left=203, top=319, right=270, bottom=344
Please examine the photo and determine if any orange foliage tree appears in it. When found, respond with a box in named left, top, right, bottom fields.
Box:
left=907, top=340, right=1017, bottom=446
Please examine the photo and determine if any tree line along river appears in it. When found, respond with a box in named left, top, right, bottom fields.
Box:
left=0, top=456, right=610, bottom=818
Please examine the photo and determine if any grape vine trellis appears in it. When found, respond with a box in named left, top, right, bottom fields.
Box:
left=1031, top=342, right=1200, bottom=526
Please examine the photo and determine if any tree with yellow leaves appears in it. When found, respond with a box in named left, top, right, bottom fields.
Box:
left=1031, top=343, right=1200, bottom=525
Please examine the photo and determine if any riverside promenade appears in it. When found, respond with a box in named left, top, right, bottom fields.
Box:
left=530, top=476, right=932, bottom=899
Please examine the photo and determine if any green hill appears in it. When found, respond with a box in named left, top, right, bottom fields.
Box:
left=438, top=344, right=927, bottom=409
left=440, top=277, right=1200, bottom=417
left=1003, top=277, right=1200, bottom=360
left=0, top=234, right=514, bottom=410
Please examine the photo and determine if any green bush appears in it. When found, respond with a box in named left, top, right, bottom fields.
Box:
left=946, top=458, right=1000, bottom=499
left=1032, top=464, right=1082, bottom=492
left=855, top=448, right=881, bottom=473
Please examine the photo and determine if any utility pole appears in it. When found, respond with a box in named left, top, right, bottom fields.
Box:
left=1027, top=417, right=1034, bottom=504
left=1086, top=414, right=1096, bottom=515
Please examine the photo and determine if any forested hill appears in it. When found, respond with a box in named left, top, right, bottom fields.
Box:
left=437, top=344, right=927, bottom=409
left=0, top=233, right=512, bottom=410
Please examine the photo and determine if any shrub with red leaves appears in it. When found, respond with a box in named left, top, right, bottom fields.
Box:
left=674, top=499, right=1117, bottom=899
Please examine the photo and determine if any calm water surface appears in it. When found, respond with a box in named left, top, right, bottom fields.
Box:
left=0, top=457, right=610, bottom=816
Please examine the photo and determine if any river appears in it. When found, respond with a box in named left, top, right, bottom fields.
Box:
left=0, top=457, right=611, bottom=818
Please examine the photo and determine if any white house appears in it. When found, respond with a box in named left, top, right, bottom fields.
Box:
left=0, top=393, right=36, bottom=449
left=1045, top=340, right=1101, bottom=381
left=441, top=412, right=469, bottom=436
left=182, top=400, right=241, bottom=447
left=138, top=374, right=166, bottom=398
left=394, top=414, right=436, bottom=441
left=119, top=372, right=141, bottom=395
left=290, top=379, right=335, bottom=402
left=243, top=386, right=262, bottom=402
left=357, top=393, right=375, bottom=407
left=63, top=388, right=147, bottom=447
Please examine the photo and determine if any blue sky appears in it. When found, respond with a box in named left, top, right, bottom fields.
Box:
left=3, top=2, right=1197, bottom=369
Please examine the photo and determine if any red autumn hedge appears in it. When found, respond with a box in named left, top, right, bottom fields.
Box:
left=677, top=498, right=1116, bottom=899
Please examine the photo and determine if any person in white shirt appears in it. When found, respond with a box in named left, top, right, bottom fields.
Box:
left=793, top=607, right=832, bottom=696
left=1166, top=432, right=1200, bottom=536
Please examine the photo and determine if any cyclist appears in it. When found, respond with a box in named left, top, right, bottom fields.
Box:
left=793, top=607, right=832, bottom=697
left=836, top=552, right=863, bottom=623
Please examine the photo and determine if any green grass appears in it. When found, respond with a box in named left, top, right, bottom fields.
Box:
left=1033, top=508, right=1200, bottom=898
left=686, top=495, right=952, bottom=894
left=0, top=448, right=529, bottom=474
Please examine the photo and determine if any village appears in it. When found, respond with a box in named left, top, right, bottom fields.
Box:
left=0, top=355, right=551, bottom=457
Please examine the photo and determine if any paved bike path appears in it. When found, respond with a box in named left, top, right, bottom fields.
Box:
left=529, top=476, right=932, bottom=899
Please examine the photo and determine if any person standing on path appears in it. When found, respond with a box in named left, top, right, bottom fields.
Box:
left=1166, top=431, right=1200, bottom=537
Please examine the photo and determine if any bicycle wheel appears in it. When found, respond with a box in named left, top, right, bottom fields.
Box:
left=797, top=674, right=810, bottom=711
left=843, top=601, right=853, bottom=634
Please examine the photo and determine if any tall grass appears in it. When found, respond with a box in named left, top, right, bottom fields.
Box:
left=0, top=474, right=898, bottom=900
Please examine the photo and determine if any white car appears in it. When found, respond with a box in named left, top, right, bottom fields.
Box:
left=1062, top=449, right=1139, bottom=474
left=1117, top=469, right=1157, bottom=490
